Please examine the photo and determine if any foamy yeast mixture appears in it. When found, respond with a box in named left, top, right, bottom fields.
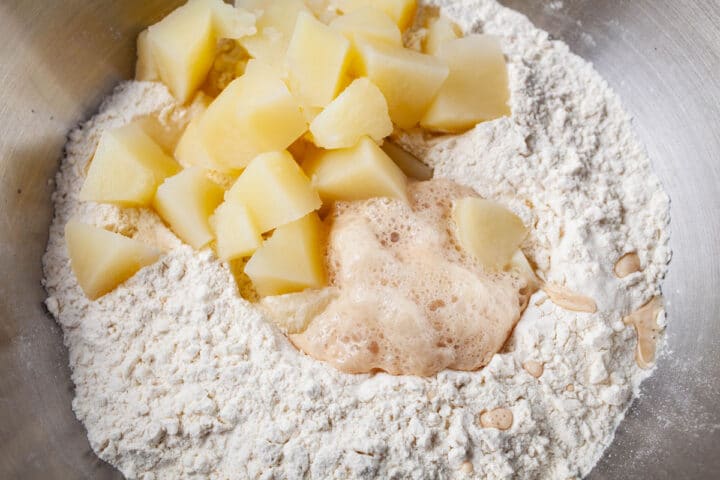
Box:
left=289, top=179, right=533, bottom=376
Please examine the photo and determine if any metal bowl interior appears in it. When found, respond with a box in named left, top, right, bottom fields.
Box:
left=0, top=1, right=718, bottom=478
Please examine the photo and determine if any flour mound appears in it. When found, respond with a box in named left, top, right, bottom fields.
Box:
left=42, top=0, right=670, bottom=478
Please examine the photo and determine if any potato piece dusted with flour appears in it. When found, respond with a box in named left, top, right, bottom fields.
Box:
left=452, top=197, right=527, bottom=269
left=146, top=0, right=217, bottom=103
left=65, top=221, right=161, bottom=300
left=210, top=200, right=262, bottom=261
left=309, top=78, right=392, bottom=149
left=153, top=167, right=225, bottom=249
left=286, top=12, right=352, bottom=108
left=423, top=14, right=461, bottom=55
left=335, top=0, right=417, bottom=31
left=210, top=1, right=255, bottom=39
left=304, top=136, right=407, bottom=202
left=238, top=0, right=310, bottom=68
left=244, top=213, right=326, bottom=296
left=355, top=40, right=448, bottom=129
left=197, top=60, right=307, bottom=169
left=421, top=35, right=510, bottom=133
left=226, top=151, right=321, bottom=233
left=80, top=123, right=181, bottom=207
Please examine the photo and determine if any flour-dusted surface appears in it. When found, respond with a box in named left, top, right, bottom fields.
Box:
left=42, top=0, right=670, bottom=478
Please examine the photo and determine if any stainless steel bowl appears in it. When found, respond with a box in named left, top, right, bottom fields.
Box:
left=1, top=1, right=718, bottom=478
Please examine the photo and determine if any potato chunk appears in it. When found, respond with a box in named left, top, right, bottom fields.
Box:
left=65, top=221, right=161, bottom=300
left=153, top=167, right=225, bottom=249
left=330, top=7, right=401, bottom=46
left=244, top=213, right=326, bottom=296
left=355, top=40, right=448, bottom=129
left=210, top=1, right=255, bottom=39
left=210, top=199, right=262, bottom=260
left=135, top=30, right=159, bottom=81
left=226, top=151, right=321, bottom=233
left=309, top=78, right=392, bottom=149
left=146, top=0, right=217, bottom=103
left=452, top=197, right=527, bottom=269
left=286, top=12, right=351, bottom=108
left=423, top=14, right=461, bottom=55
left=335, top=0, right=417, bottom=31
left=238, top=0, right=309, bottom=68
left=330, top=7, right=401, bottom=73
left=80, top=123, right=181, bottom=207
left=304, top=136, right=407, bottom=202
left=175, top=118, right=229, bottom=172
left=421, top=35, right=510, bottom=133
left=197, top=60, right=307, bottom=169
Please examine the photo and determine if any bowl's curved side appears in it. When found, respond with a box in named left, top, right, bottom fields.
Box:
left=0, top=1, right=718, bottom=479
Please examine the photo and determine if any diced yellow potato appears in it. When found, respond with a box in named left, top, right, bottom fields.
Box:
left=209, top=199, right=262, bottom=260
left=65, top=220, right=161, bottom=300
left=153, top=167, right=225, bottom=249
left=335, top=0, right=417, bottom=31
left=355, top=40, right=448, bottom=129
left=259, top=287, right=339, bottom=333
left=330, top=7, right=402, bottom=73
left=330, top=7, right=401, bottom=46
left=135, top=29, right=159, bottom=81
left=309, top=78, right=392, bottom=149
left=421, top=35, right=510, bottom=133
left=210, top=2, right=256, bottom=39
left=175, top=118, right=231, bottom=172
left=286, top=12, right=351, bottom=107
left=135, top=92, right=211, bottom=155
left=244, top=213, right=326, bottom=296
left=452, top=197, right=527, bottom=269
left=423, top=14, right=461, bottom=55
left=381, top=141, right=433, bottom=180
left=147, top=0, right=217, bottom=103
left=226, top=151, right=321, bottom=233
left=197, top=60, right=307, bottom=169
left=238, top=0, right=309, bottom=68
left=80, top=123, right=181, bottom=207
left=304, top=136, right=407, bottom=202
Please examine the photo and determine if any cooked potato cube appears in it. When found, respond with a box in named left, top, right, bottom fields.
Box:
left=304, top=136, right=407, bottom=202
left=452, top=197, right=527, bottom=269
left=238, top=0, right=309, bottom=68
left=153, top=167, right=225, bottom=249
left=226, top=151, right=321, bottom=233
left=135, top=29, right=159, bottom=81
left=80, top=123, right=181, bottom=207
left=244, top=213, right=326, bottom=296
left=197, top=60, right=307, bottom=169
left=423, top=14, right=461, bottom=55
left=421, top=35, right=510, bottom=133
left=355, top=40, right=448, bottom=129
left=335, top=0, right=417, bottom=31
left=330, top=7, right=401, bottom=46
left=175, top=118, right=230, bottom=172
left=65, top=220, right=161, bottom=300
left=286, top=12, right=351, bottom=108
left=210, top=199, right=262, bottom=260
left=211, top=1, right=256, bottom=39
left=146, top=0, right=217, bottom=103
left=381, top=141, right=433, bottom=181
left=309, top=78, right=392, bottom=149
left=330, top=7, right=401, bottom=73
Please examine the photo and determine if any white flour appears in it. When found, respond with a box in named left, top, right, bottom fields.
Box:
left=42, top=0, right=671, bottom=478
